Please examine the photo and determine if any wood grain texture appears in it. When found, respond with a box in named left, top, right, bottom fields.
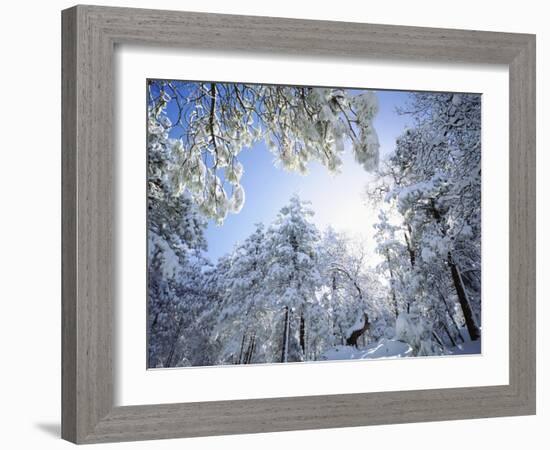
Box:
left=61, top=4, right=536, bottom=444
left=61, top=7, right=77, bottom=443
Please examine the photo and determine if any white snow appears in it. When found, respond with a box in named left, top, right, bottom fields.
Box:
left=320, top=338, right=413, bottom=361
left=448, top=339, right=481, bottom=355
left=319, top=336, right=480, bottom=361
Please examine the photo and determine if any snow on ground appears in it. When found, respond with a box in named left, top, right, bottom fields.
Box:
left=320, top=338, right=413, bottom=361
left=447, top=339, right=481, bottom=355
left=319, top=337, right=481, bottom=361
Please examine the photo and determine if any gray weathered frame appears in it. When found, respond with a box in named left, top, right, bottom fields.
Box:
left=62, top=4, right=536, bottom=444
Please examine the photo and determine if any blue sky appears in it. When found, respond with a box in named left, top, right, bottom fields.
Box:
left=199, top=89, right=412, bottom=261
left=152, top=83, right=412, bottom=262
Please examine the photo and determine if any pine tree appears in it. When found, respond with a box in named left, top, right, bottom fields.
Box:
left=147, top=95, right=213, bottom=367
left=263, top=196, right=322, bottom=362
left=369, top=92, right=482, bottom=353
left=212, top=223, right=272, bottom=364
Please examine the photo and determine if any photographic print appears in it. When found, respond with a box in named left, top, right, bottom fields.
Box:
left=147, top=80, right=481, bottom=369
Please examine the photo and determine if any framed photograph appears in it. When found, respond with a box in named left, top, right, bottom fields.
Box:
left=62, top=5, right=536, bottom=444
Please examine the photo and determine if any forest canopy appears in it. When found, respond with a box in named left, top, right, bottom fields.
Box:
left=147, top=80, right=482, bottom=368
left=148, top=80, right=380, bottom=223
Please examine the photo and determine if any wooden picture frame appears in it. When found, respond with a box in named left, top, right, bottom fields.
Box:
left=61, top=5, right=536, bottom=444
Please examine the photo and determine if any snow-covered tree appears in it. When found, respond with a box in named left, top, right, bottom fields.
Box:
left=147, top=83, right=482, bottom=367
left=147, top=203, right=214, bottom=367
left=368, top=92, right=481, bottom=353
left=212, top=223, right=273, bottom=364
left=148, top=81, right=379, bottom=223
left=147, top=100, right=215, bottom=367
left=318, top=229, right=376, bottom=348
left=261, top=196, right=324, bottom=362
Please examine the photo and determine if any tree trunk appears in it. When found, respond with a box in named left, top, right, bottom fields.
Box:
left=244, top=333, right=256, bottom=364
left=166, top=317, right=184, bottom=367
left=237, top=333, right=247, bottom=364
left=281, top=306, right=290, bottom=363
left=147, top=312, right=160, bottom=368
left=299, top=313, right=306, bottom=356
left=404, top=225, right=416, bottom=267
left=442, top=322, right=458, bottom=347
left=429, top=200, right=480, bottom=342
left=404, top=226, right=415, bottom=316
left=346, top=313, right=370, bottom=348
left=431, top=331, right=444, bottom=348
left=439, top=292, right=465, bottom=343
left=248, top=337, right=256, bottom=364
left=448, top=254, right=481, bottom=341
left=385, top=251, right=399, bottom=318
